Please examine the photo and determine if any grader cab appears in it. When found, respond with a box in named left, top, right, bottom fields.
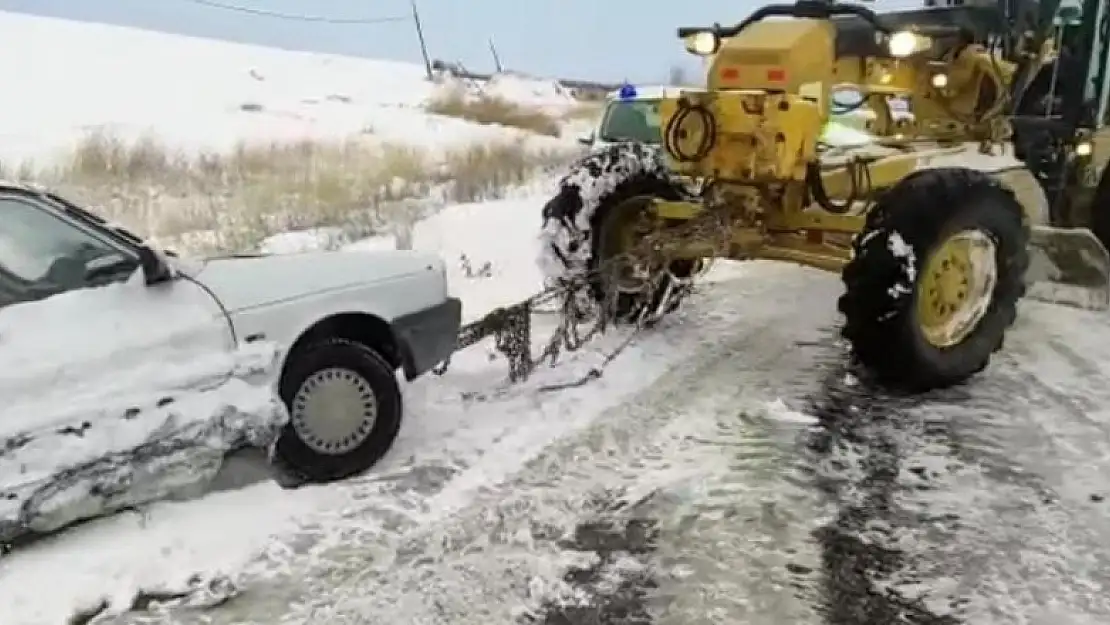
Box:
left=537, top=0, right=1110, bottom=391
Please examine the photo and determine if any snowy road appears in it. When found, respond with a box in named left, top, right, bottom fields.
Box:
left=96, top=263, right=1110, bottom=625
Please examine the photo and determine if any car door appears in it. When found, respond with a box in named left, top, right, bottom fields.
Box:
left=0, top=190, right=236, bottom=434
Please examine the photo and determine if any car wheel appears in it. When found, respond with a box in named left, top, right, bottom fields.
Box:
left=274, top=337, right=402, bottom=483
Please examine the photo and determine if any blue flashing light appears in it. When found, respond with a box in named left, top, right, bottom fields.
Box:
left=618, top=83, right=637, bottom=100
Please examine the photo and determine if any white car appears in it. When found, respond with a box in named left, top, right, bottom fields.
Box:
left=0, top=182, right=460, bottom=544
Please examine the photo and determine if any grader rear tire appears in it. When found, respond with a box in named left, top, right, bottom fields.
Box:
left=838, top=168, right=1029, bottom=391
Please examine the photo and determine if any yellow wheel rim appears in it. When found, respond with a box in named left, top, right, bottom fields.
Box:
left=600, top=196, right=660, bottom=293
left=915, top=229, right=998, bottom=348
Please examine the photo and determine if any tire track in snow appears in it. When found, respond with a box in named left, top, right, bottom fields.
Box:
left=538, top=335, right=955, bottom=625
left=542, top=301, right=1110, bottom=625
left=802, top=301, right=1110, bottom=625
left=803, top=366, right=961, bottom=625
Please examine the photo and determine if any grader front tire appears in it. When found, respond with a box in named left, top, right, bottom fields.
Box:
left=837, top=168, right=1029, bottom=391
left=590, top=186, right=693, bottom=322
left=538, top=143, right=694, bottom=325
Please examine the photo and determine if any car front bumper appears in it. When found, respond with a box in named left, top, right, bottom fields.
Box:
left=394, top=297, right=462, bottom=381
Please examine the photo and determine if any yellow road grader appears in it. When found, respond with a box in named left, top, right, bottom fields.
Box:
left=537, top=0, right=1110, bottom=391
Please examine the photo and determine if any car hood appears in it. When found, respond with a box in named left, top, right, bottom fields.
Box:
left=183, top=250, right=443, bottom=313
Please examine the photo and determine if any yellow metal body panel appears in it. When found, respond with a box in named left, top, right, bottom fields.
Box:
left=708, top=19, right=835, bottom=95
left=660, top=91, right=824, bottom=182
left=623, top=10, right=1094, bottom=280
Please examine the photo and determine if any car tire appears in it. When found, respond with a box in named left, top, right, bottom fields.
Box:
left=274, top=337, right=402, bottom=484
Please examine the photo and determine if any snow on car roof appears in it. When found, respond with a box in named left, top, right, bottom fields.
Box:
left=604, top=85, right=692, bottom=101
left=0, top=179, right=37, bottom=191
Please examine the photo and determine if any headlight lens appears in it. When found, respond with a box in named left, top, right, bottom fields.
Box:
left=685, top=31, right=720, bottom=56
left=888, top=31, right=918, bottom=58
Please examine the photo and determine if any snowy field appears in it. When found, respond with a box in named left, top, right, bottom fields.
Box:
left=0, top=12, right=582, bottom=167
left=0, top=10, right=593, bottom=260
left=2, top=8, right=1110, bottom=625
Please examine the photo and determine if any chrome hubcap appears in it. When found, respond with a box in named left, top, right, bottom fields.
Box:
left=290, top=367, right=377, bottom=455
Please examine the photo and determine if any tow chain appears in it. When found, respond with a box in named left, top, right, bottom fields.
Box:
left=431, top=203, right=729, bottom=392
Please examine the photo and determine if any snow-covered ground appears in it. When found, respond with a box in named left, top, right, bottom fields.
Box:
left=0, top=11, right=580, bottom=169
left=5, top=187, right=1110, bottom=625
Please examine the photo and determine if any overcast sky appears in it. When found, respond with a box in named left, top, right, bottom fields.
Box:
left=0, top=0, right=925, bottom=83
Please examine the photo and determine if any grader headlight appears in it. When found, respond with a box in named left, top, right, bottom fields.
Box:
left=931, top=73, right=949, bottom=89
left=683, top=30, right=720, bottom=56
left=1076, top=141, right=1093, bottom=157
left=888, top=30, right=930, bottom=58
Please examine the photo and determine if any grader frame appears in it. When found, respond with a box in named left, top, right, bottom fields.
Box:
left=627, top=0, right=1110, bottom=291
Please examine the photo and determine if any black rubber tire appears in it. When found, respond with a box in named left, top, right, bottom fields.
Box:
left=539, top=143, right=693, bottom=323
left=838, top=167, right=1029, bottom=391
left=587, top=177, right=694, bottom=321
left=274, top=337, right=402, bottom=484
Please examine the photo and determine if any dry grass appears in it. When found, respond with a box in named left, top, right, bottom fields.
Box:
left=2, top=131, right=574, bottom=255
left=425, top=91, right=562, bottom=137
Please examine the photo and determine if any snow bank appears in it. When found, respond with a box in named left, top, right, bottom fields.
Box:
left=399, top=195, right=547, bottom=319
left=481, top=72, right=579, bottom=114
left=261, top=185, right=552, bottom=319
left=0, top=272, right=287, bottom=545
left=0, top=482, right=315, bottom=624
left=434, top=71, right=579, bottom=115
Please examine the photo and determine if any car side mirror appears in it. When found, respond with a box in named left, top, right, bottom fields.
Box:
left=577, top=132, right=595, bottom=146
left=137, top=245, right=174, bottom=285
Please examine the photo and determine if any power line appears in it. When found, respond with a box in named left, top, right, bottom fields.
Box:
left=180, top=0, right=409, bottom=25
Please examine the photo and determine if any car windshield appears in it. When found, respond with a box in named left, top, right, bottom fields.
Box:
left=0, top=199, right=104, bottom=281
left=41, top=192, right=147, bottom=248
left=598, top=99, right=662, bottom=144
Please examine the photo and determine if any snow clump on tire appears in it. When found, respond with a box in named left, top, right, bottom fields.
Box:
left=537, top=143, right=670, bottom=286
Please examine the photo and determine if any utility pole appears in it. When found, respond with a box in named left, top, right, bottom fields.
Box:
left=488, top=37, right=503, bottom=72
left=410, top=0, right=433, bottom=80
